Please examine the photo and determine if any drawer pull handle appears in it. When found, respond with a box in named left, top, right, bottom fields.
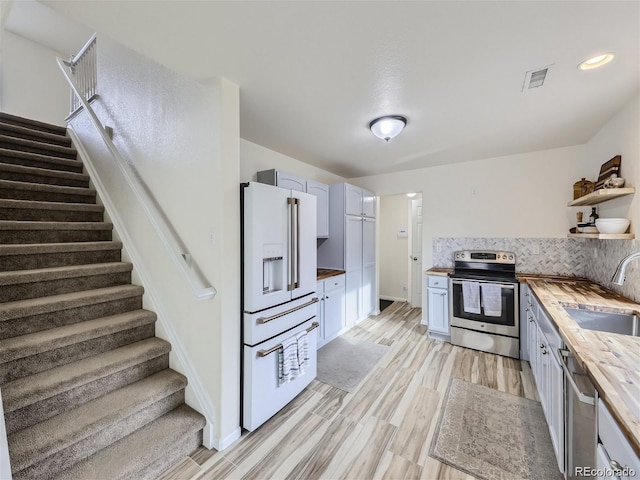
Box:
left=257, top=297, right=319, bottom=324
left=610, top=460, right=626, bottom=471
left=257, top=321, right=320, bottom=358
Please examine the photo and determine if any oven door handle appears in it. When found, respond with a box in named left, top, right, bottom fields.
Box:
left=450, top=280, right=516, bottom=289
left=559, top=348, right=596, bottom=405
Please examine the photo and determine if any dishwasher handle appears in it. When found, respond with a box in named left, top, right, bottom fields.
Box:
left=559, top=348, right=596, bottom=405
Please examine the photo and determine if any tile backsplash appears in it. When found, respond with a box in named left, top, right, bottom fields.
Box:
left=432, top=237, right=639, bottom=302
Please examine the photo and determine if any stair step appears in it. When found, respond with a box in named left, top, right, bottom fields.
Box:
left=53, top=404, right=205, bottom=480
left=0, top=122, right=72, bottom=147
left=0, top=134, right=77, bottom=159
left=0, top=241, right=120, bottom=271
left=9, top=370, right=188, bottom=479
left=2, top=338, right=171, bottom=433
left=0, top=285, right=144, bottom=339
left=0, top=148, right=84, bottom=173
left=0, top=220, right=112, bottom=244
left=0, top=163, right=89, bottom=188
left=0, top=309, right=157, bottom=384
left=0, top=261, right=131, bottom=302
left=0, top=198, right=104, bottom=222
left=0, top=113, right=67, bottom=136
left=0, top=179, right=95, bottom=203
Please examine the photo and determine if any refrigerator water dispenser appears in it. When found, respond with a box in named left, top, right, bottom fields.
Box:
left=262, top=244, right=284, bottom=293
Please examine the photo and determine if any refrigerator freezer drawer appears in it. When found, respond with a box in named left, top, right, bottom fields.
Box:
left=242, top=318, right=318, bottom=431
left=243, top=294, right=319, bottom=346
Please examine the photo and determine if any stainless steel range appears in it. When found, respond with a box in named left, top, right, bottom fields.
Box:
left=449, top=250, right=519, bottom=358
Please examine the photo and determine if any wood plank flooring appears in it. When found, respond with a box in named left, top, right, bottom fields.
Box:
left=159, top=302, right=539, bottom=480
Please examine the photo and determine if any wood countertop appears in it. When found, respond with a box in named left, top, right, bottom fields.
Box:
left=317, top=268, right=346, bottom=281
left=527, top=278, right=640, bottom=457
left=425, top=267, right=452, bottom=276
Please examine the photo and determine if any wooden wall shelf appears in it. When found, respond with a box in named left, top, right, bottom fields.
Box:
left=567, top=233, right=635, bottom=240
left=567, top=187, right=635, bottom=207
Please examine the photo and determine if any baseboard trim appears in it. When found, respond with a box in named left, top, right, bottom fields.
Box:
left=379, top=295, right=407, bottom=302
left=69, top=126, right=222, bottom=446
left=209, top=426, right=242, bottom=451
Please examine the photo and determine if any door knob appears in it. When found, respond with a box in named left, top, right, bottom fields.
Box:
left=412, top=257, right=418, bottom=261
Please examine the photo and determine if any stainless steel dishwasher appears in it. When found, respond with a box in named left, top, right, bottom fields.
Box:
left=560, top=348, right=597, bottom=479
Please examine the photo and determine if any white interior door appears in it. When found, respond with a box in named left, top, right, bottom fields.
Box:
left=411, top=199, right=423, bottom=308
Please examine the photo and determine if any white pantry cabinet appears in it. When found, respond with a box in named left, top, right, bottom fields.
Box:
left=426, top=275, right=449, bottom=339
left=256, top=169, right=329, bottom=237
left=317, top=183, right=377, bottom=327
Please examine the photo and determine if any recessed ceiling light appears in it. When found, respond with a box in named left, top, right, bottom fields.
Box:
left=578, top=53, right=615, bottom=70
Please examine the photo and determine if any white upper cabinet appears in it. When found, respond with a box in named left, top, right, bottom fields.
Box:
left=257, top=169, right=329, bottom=237
left=306, top=180, right=329, bottom=238
left=344, top=184, right=376, bottom=218
left=362, top=189, right=376, bottom=218
left=345, top=184, right=364, bottom=216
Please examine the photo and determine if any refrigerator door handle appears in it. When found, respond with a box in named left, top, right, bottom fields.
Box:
left=295, top=197, right=301, bottom=289
left=287, top=197, right=296, bottom=291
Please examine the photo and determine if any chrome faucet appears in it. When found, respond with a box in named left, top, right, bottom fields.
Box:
left=611, top=251, right=640, bottom=285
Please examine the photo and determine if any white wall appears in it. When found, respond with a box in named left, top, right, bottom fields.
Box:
left=351, top=145, right=585, bottom=268
left=241, top=139, right=345, bottom=185
left=0, top=30, right=68, bottom=125
left=379, top=194, right=410, bottom=301
left=583, top=92, right=639, bottom=228
left=582, top=92, right=640, bottom=302
left=69, top=36, right=240, bottom=449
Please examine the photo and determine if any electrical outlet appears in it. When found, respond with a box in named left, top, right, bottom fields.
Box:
left=436, top=244, right=442, bottom=253
left=532, top=244, right=540, bottom=255
left=209, top=231, right=216, bottom=244
left=403, top=283, right=408, bottom=291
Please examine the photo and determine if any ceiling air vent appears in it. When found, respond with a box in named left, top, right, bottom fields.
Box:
left=522, top=64, right=553, bottom=92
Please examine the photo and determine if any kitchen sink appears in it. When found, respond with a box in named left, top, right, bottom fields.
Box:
left=563, top=307, right=639, bottom=336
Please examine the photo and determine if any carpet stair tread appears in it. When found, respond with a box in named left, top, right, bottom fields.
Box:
left=52, top=404, right=205, bottom=480
left=7, top=370, right=188, bottom=473
left=0, top=284, right=144, bottom=322
left=0, top=309, right=156, bottom=364
left=0, top=241, right=120, bottom=256
left=0, top=179, right=94, bottom=196
left=0, top=148, right=83, bottom=173
left=0, top=220, right=111, bottom=231
left=0, top=198, right=103, bottom=213
left=0, top=113, right=67, bottom=135
left=0, top=261, right=132, bottom=287
left=0, top=162, right=89, bottom=186
left=1, top=337, right=170, bottom=414
left=0, top=134, right=77, bottom=158
left=0, top=122, right=72, bottom=147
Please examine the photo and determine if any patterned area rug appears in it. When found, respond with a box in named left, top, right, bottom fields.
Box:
left=429, top=378, right=563, bottom=480
left=316, top=336, right=389, bottom=392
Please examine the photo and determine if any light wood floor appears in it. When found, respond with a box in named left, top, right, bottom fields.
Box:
left=159, top=302, right=539, bottom=480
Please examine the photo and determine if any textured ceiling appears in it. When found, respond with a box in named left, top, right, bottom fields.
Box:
left=9, top=1, right=640, bottom=178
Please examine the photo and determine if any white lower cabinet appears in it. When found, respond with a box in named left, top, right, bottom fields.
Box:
left=317, top=274, right=346, bottom=347
left=597, top=400, right=640, bottom=479
left=526, top=289, right=564, bottom=474
left=427, top=275, right=449, bottom=338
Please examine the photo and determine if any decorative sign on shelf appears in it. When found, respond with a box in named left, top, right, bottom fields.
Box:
left=595, top=155, right=621, bottom=190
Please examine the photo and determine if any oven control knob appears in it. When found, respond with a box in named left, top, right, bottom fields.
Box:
left=461, top=254, right=465, bottom=258
left=509, top=255, right=513, bottom=260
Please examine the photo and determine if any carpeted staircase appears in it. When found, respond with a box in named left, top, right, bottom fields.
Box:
left=0, top=112, right=206, bottom=480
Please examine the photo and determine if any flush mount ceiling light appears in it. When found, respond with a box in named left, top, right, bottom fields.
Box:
left=406, top=192, right=417, bottom=198
left=578, top=53, right=615, bottom=70
left=369, top=115, right=407, bottom=142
